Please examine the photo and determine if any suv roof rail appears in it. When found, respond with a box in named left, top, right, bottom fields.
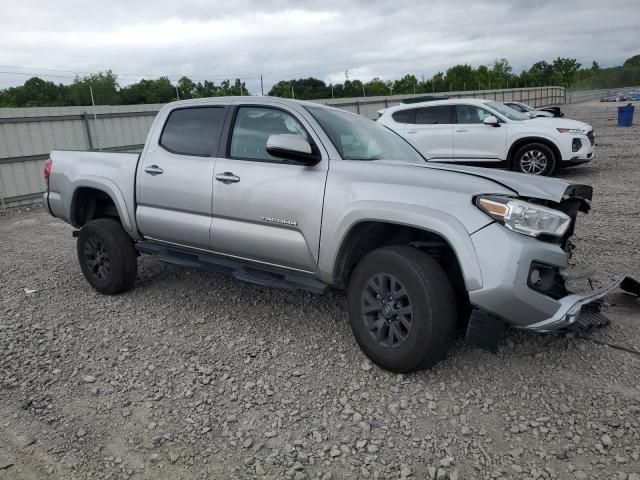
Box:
left=401, top=95, right=450, bottom=104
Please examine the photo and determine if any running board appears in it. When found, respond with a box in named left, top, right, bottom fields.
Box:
left=135, top=241, right=328, bottom=294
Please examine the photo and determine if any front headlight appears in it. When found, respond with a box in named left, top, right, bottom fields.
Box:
left=475, top=195, right=571, bottom=238
left=557, top=127, right=586, bottom=134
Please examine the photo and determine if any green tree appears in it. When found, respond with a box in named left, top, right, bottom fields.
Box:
left=177, top=76, right=197, bottom=99
left=392, top=74, right=419, bottom=94
left=364, top=77, right=389, bottom=96
left=444, top=64, right=475, bottom=90
left=551, top=57, right=581, bottom=86
left=489, top=58, right=514, bottom=87
left=68, top=70, right=119, bottom=106
left=268, top=78, right=328, bottom=99
left=623, top=54, right=640, bottom=68
left=527, top=61, right=555, bottom=86
left=0, top=77, right=67, bottom=107
left=120, top=77, right=176, bottom=104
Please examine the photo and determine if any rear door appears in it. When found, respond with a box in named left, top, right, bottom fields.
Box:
left=136, top=106, right=226, bottom=249
left=452, top=104, right=507, bottom=162
left=402, top=105, right=454, bottom=161
left=210, top=103, right=328, bottom=272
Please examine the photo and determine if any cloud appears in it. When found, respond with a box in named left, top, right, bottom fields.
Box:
left=0, top=0, right=638, bottom=93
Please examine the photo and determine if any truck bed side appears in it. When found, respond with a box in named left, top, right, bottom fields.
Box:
left=45, top=150, right=141, bottom=239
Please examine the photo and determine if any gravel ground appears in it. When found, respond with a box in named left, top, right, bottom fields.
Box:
left=1, top=101, right=639, bottom=480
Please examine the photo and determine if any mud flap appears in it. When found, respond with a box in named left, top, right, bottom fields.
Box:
left=620, top=276, right=640, bottom=296
left=466, top=310, right=506, bottom=353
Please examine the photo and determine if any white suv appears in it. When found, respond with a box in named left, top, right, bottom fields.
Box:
left=377, top=99, right=594, bottom=176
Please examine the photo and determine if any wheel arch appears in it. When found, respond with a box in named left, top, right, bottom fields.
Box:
left=332, top=220, right=475, bottom=328
left=70, top=179, right=134, bottom=234
left=507, top=136, right=562, bottom=170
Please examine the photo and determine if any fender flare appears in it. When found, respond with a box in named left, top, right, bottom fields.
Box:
left=319, top=201, right=485, bottom=291
left=69, top=176, right=136, bottom=236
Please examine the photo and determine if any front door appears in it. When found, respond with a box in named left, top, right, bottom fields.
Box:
left=210, top=104, right=328, bottom=272
left=452, top=104, right=507, bottom=162
left=136, top=106, right=226, bottom=249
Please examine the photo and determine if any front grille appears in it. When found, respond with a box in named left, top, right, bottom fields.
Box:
left=587, top=130, right=595, bottom=146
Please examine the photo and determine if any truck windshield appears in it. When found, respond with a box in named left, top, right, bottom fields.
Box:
left=306, top=106, right=424, bottom=163
left=486, top=101, right=531, bottom=121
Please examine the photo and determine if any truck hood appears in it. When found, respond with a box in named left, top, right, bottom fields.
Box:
left=421, top=163, right=592, bottom=204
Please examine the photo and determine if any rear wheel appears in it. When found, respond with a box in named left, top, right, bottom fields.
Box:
left=77, top=219, right=137, bottom=294
left=347, top=246, right=457, bottom=373
left=513, top=143, right=556, bottom=176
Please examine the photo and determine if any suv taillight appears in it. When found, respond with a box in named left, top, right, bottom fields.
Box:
left=44, top=158, right=52, bottom=192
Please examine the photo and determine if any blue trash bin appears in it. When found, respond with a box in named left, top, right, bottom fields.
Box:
left=617, top=103, right=634, bottom=127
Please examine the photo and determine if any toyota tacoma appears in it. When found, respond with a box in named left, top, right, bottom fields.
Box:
left=43, top=97, right=636, bottom=372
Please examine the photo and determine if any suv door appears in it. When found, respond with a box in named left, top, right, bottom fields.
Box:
left=210, top=104, right=328, bottom=272
left=401, top=105, right=454, bottom=161
left=136, top=106, right=227, bottom=249
left=452, top=104, right=507, bottom=162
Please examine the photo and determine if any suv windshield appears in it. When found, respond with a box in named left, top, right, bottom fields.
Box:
left=306, top=106, right=424, bottom=162
left=487, top=101, right=531, bottom=121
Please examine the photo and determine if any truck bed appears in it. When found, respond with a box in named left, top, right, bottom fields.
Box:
left=45, top=150, right=141, bottom=237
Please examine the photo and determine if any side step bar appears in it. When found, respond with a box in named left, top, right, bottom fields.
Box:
left=135, top=241, right=328, bottom=294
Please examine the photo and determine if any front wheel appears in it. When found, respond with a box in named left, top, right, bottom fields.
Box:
left=513, top=143, right=556, bottom=176
left=347, top=246, right=457, bottom=373
left=77, top=219, right=138, bottom=294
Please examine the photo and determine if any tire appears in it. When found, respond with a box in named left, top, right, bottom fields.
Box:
left=513, top=143, right=556, bottom=176
left=77, top=218, right=137, bottom=295
left=347, top=246, right=457, bottom=373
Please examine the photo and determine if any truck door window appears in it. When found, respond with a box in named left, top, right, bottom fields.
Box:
left=230, top=107, right=309, bottom=162
left=159, top=107, right=225, bottom=156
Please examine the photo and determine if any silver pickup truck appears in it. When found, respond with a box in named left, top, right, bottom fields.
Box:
left=43, top=96, right=636, bottom=372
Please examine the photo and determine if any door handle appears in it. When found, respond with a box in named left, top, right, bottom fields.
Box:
left=455, top=129, right=468, bottom=133
left=144, top=165, right=164, bottom=175
left=406, top=130, right=418, bottom=134
left=215, top=172, right=240, bottom=184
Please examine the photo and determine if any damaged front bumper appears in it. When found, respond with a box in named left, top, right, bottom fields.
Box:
left=468, top=224, right=636, bottom=334
left=522, top=278, right=622, bottom=332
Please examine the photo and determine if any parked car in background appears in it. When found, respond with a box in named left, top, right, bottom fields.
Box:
left=378, top=99, right=594, bottom=176
left=625, top=91, right=640, bottom=101
left=600, top=93, right=627, bottom=102
left=503, top=101, right=563, bottom=118
left=43, top=97, right=627, bottom=372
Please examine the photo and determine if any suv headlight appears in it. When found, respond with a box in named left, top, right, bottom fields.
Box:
left=475, top=195, right=571, bottom=238
left=557, top=127, right=587, bottom=134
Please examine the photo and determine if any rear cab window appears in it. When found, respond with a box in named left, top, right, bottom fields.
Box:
left=160, top=107, right=226, bottom=156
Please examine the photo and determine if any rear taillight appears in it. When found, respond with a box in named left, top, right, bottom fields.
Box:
left=44, top=158, right=52, bottom=192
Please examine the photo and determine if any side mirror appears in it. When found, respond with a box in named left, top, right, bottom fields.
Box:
left=266, top=134, right=318, bottom=165
left=483, top=115, right=500, bottom=127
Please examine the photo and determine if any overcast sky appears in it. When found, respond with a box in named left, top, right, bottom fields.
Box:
left=1, top=0, right=639, bottom=93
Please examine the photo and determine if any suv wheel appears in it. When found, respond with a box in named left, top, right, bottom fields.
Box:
left=347, top=246, right=457, bottom=373
left=77, top=219, right=137, bottom=294
left=514, top=143, right=556, bottom=176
